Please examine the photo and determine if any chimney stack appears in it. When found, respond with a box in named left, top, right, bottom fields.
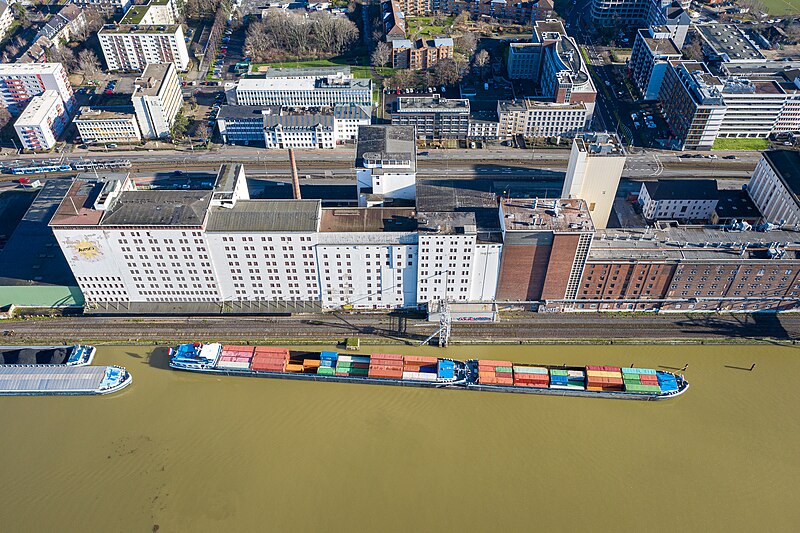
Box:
left=288, top=148, right=302, bottom=200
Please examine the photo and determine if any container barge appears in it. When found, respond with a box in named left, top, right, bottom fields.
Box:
left=0, top=365, right=132, bottom=396
left=169, top=344, right=688, bottom=400
left=0, top=345, right=95, bottom=366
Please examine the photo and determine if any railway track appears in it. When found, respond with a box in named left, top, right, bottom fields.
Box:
left=3, top=313, right=797, bottom=345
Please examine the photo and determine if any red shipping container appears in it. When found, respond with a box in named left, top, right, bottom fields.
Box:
left=371, top=353, right=403, bottom=362
left=254, top=346, right=289, bottom=355
left=496, top=378, right=513, bottom=386
left=403, top=355, right=438, bottom=365
left=478, top=360, right=513, bottom=367
left=223, top=345, right=253, bottom=352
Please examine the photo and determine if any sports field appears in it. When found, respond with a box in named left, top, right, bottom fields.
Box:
left=761, top=0, right=800, bottom=15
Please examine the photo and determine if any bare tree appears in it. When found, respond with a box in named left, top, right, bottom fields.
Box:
left=371, top=41, right=391, bottom=67
left=453, top=12, right=469, bottom=30
left=78, top=49, right=102, bottom=78
left=0, top=107, right=11, bottom=130
left=48, top=46, right=78, bottom=72
left=433, top=58, right=460, bottom=86
left=456, top=32, right=478, bottom=58
left=683, top=33, right=703, bottom=61
left=474, top=49, right=489, bottom=68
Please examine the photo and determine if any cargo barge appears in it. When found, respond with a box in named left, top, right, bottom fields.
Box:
left=0, top=345, right=95, bottom=366
left=169, top=344, right=466, bottom=389
left=169, top=344, right=688, bottom=400
left=0, top=365, right=132, bottom=396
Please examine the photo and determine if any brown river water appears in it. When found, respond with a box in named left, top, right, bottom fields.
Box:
left=1, top=343, right=799, bottom=532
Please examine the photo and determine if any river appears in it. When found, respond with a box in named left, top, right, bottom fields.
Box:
left=1, top=344, right=799, bottom=532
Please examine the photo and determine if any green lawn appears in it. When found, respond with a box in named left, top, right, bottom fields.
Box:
left=760, top=0, right=800, bottom=15
left=712, top=138, right=770, bottom=151
left=251, top=60, right=394, bottom=82
left=406, top=16, right=454, bottom=38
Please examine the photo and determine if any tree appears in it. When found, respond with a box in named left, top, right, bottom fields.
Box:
left=474, top=49, right=489, bottom=79
left=48, top=46, right=77, bottom=72
left=683, top=33, right=703, bottom=61
left=171, top=111, right=190, bottom=140
left=453, top=12, right=469, bottom=30
left=433, top=58, right=460, bottom=86
left=371, top=41, right=391, bottom=67
left=0, top=107, right=11, bottom=130
left=456, top=32, right=477, bottom=58
left=78, top=50, right=101, bottom=78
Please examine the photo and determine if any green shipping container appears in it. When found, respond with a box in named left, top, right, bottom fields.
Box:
left=318, top=367, right=335, bottom=375
left=496, top=366, right=513, bottom=373
left=550, top=369, right=569, bottom=376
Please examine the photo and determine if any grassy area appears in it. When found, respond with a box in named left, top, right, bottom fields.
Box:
left=406, top=16, right=454, bottom=38
left=712, top=138, right=770, bottom=151
left=760, top=0, right=800, bottom=15
left=251, top=59, right=394, bottom=82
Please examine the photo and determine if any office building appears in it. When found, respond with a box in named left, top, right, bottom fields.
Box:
left=0, top=63, right=74, bottom=116
left=14, top=91, right=68, bottom=151
left=98, top=24, right=189, bottom=71
left=131, top=63, right=182, bottom=139
left=75, top=107, right=142, bottom=144
left=638, top=180, right=719, bottom=221
left=629, top=27, right=682, bottom=101
left=216, top=104, right=371, bottom=147
left=562, top=133, right=626, bottom=230
left=391, top=38, right=454, bottom=70
left=591, top=0, right=690, bottom=33
left=356, top=125, right=417, bottom=205
left=658, top=60, right=726, bottom=150
left=747, top=150, right=800, bottom=226
left=226, top=68, right=372, bottom=107
left=695, top=23, right=765, bottom=64
left=505, top=20, right=595, bottom=136
left=392, top=95, right=470, bottom=139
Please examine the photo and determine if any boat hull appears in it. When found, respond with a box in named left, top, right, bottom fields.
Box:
left=466, top=382, right=689, bottom=401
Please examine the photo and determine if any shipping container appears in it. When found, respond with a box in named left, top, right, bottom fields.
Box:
left=513, top=366, right=548, bottom=375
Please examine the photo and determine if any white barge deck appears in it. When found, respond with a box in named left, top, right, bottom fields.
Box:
left=0, top=365, right=131, bottom=396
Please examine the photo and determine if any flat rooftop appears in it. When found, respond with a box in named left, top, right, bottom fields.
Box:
left=17, top=91, right=62, bottom=125
left=638, top=30, right=681, bottom=57
left=50, top=180, right=105, bottom=226
left=696, top=23, right=764, bottom=62
left=417, top=211, right=477, bottom=235
left=319, top=207, right=418, bottom=233
left=0, top=62, right=63, bottom=75
left=501, top=198, right=594, bottom=233
left=263, top=66, right=351, bottom=78
left=575, top=132, right=624, bottom=156
left=99, top=24, right=180, bottom=34
left=75, top=107, right=136, bottom=121
left=396, top=95, right=470, bottom=113
left=644, top=180, right=718, bottom=201
left=236, top=76, right=371, bottom=92
left=356, top=125, right=416, bottom=168
left=590, top=225, right=800, bottom=261
left=133, top=63, right=173, bottom=96
left=206, top=199, right=321, bottom=232
left=714, top=189, right=761, bottom=220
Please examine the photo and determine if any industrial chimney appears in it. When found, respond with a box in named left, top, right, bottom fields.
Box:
left=288, top=148, right=302, bottom=200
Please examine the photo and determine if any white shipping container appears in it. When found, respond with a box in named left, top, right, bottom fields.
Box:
left=216, top=360, right=251, bottom=370
left=567, top=370, right=585, bottom=378
left=550, top=384, right=585, bottom=390
left=338, top=355, right=370, bottom=364
left=402, top=371, right=437, bottom=382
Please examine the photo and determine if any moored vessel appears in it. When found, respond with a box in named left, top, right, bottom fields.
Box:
left=169, top=343, right=688, bottom=400
left=0, top=345, right=95, bottom=366
left=0, top=364, right=132, bottom=396
left=169, top=343, right=466, bottom=388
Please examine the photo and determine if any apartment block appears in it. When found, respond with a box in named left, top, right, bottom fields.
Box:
left=0, top=1, right=16, bottom=43
left=14, top=91, right=68, bottom=151
left=392, top=95, right=470, bottom=139
left=391, top=38, right=453, bottom=70
left=630, top=27, right=682, bottom=101
left=658, top=60, right=726, bottom=150
left=70, top=0, right=133, bottom=13
left=0, top=63, right=74, bottom=116
left=131, top=63, right=182, bottom=139
left=98, top=24, right=189, bottom=71
left=75, top=107, right=142, bottom=144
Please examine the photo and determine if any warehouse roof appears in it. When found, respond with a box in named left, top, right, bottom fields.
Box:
left=206, top=199, right=321, bottom=232
left=696, top=23, right=764, bottom=62
left=356, top=125, right=416, bottom=169
left=501, top=198, right=594, bottom=233
left=319, top=207, right=417, bottom=232
left=99, top=190, right=211, bottom=227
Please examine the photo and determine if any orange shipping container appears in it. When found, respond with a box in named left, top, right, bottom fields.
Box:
left=254, top=346, right=290, bottom=355
left=371, top=353, right=403, bottom=362
left=303, top=359, right=321, bottom=368
left=403, top=355, right=438, bottom=365
left=285, top=363, right=304, bottom=372
left=478, top=360, right=513, bottom=367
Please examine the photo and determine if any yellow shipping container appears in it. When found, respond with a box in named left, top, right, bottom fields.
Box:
left=285, top=363, right=305, bottom=372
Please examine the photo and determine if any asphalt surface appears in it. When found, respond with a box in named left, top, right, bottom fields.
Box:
left=2, top=313, right=798, bottom=345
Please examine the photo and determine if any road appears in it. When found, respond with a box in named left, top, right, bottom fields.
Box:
left=1, top=312, right=797, bottom=345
